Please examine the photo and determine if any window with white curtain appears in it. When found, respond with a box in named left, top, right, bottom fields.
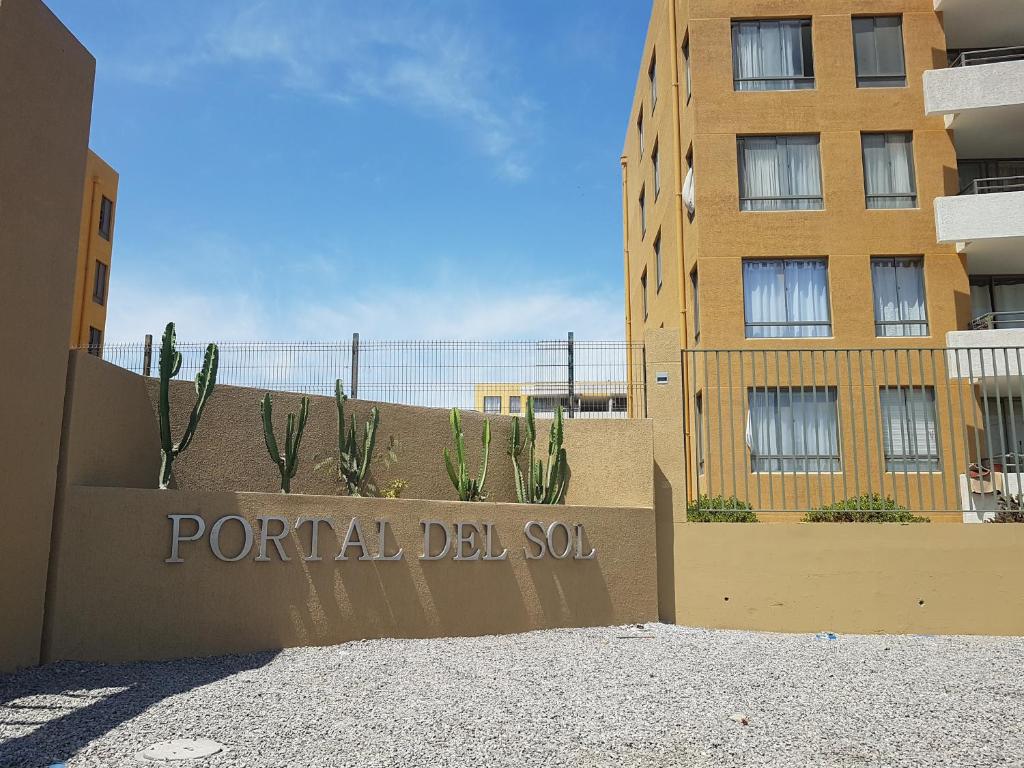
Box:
left=732, top=19, right=814, bottom=91
left=737, top=135, right=823, bottom=211
left=862, top=133, right=917, bottom=209
left=853, top=16, right=906, bottom=88
left=683, top=38, right=692, bottom=102
left=871, top=257, right=928, bottom=337
left=880, top=387, right=939, bottom=472
left=969, top=275, right=1024, bottom=328
left=483, top=396, right=501, bottom=414
left=509, top=396, right=521, bottom=415
left=743, top=258, right=831, bottom=338
left=746, top=388, right=840, bottom=472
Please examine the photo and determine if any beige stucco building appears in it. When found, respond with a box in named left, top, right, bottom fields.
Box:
left=623, top=0, right=1024, bottom=515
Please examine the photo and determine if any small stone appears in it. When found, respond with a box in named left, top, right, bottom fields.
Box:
left=729, top=713, right=749, bottom=726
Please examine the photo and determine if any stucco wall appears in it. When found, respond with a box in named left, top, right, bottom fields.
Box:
left=44, top=488, right=658, bottom=662
left=0, top=0, right=95, bottom=673
left=62, top=351, right=654, bottom=509
left=675, top=523, right=1024, bottom=635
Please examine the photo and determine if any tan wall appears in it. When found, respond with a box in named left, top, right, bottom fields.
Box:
left=676, top=523, right=1024, bottom=635
left=62, top=351, right=654, bottom=509
left=44, top=487, right=658, bottom=662
left=70, top=150, right=119, bottom=347
left=0, top=0, right=95, bottom=673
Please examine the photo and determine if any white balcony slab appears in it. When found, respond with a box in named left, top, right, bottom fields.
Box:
left=946, top=329, right=1024, bottom=385
left=924, top=60, right=1024, bottom=127
left=934, top=191, right=1024, bottom=248
left=935, top=0, right=1024, bottom=48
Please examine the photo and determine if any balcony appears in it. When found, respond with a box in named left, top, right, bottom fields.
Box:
left=924, top=47, right=1024, bottom=157
left=934, top=178, right=1024, bottom=264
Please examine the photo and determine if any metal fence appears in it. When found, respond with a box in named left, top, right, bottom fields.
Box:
left=94, top=334, right=646, bottom=418
left=685, top=346, right=1024, bottom=516
left=950, top=45, right=1024, bottom=67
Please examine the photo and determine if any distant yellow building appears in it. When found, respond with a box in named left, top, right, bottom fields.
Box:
left=69, top=149, right=118, bottom=352
left=473, top=382, right=628, bottom=419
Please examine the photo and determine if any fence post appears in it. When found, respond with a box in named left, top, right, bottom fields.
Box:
left=350, top=332, right=360, bottom=399
left=567, top=331, right=575, bottom=419
left=142, top=334, right=153, bottom=377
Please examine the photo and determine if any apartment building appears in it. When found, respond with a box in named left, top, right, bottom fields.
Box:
left=473, top=382, right=629, bottom=419
left=623, top=1, right=1024, bottom=517
left=69, top=149, right=118, bottom=354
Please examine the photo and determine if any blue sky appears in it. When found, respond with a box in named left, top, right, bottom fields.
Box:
left=51, top=0, right=649, bottom=342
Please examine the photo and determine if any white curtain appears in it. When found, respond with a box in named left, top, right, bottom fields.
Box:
left=744, top=259, right=829, bottom=338
left=863, top=133, right=916, bottom=208
left=732, top=20, right=810, bottom=91
left=682, top=166, right=695, bottom=215
left=748, top=389, right=839, bottom=472
left=739, top=136, right=822, bottom=211
left=880, top=388, right=938, bottom=471
left=872, top=258, right=927, bottom=336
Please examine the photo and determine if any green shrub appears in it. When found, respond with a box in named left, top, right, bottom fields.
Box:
left=803, top=494, right=929, bottom=523
left=687, top=495, right=758, bottom=523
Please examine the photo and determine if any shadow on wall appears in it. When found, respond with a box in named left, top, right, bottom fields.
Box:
left=0, top=651, right=278, bottom=767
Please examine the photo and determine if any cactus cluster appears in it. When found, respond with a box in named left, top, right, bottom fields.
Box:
left=335, top=380, right=380, bottom=496
left=261, top=393, right=310, bottom=494
left=157, top=321, right=218, bottom=490
left=444, top=408, right=490, bottom=501
left=508, top=397, right=567, bottom=504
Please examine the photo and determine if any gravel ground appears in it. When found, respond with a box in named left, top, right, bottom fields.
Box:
left=2, top=624, right=1023, bottom=768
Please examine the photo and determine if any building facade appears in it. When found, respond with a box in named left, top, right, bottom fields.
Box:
left=69, top=149, right=118, bottom=353
left=623, top=0, right=1024, bottom=517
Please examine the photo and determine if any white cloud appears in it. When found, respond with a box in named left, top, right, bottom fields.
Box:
left=107, top=0, right=536, bottom=180
left=104, top=275, right=624, bottom=344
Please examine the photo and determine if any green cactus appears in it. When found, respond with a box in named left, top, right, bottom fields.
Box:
left=157, top=321, right=218, bottom=489
left=444, top=408, right=490, bottom=501
left=508, top=397, right=567, bottom=504
left=335, top=380, right=379, bottom=496
left=261, top=393, right=310, bottom=494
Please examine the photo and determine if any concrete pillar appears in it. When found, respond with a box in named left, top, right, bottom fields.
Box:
left=644, top=328, right=687, bottom=622
left=0, top=0, right=95, bottom=672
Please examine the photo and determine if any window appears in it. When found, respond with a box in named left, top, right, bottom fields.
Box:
left=639, top=187, right=647, bottom=236
left=743, top=259, right=831, bottom=338
left=732, top=19, right=814, bottom=91
left=684, top=145, right=695, bottom=220
left=483, top=396, right=501, bottom=414
left=695, top=393, right=704, bottom=475
left=87, top=326, right=103, bottom=357
left=649, top=52, right=657, bottom=110
left=871, top=257, right=927, bottom=337
left=862, top=133, right=917, bottom=209
left=747, top=388, right=840, bottom=472
left=509, top=396, right=521, bottom=415
left=970, top=275, right=1024, bottom=328
left=654, top=231, right=663, bottom=292
left=637, top=110, right=644, bottom=155
left=683, top=37, right=692, bottom=103
left=737, top=135, right=823, bottom=211
left=98, top=196, right=114, bottom=240
left=880, top=387, right=939, bottom=472
left=611, top=396, right=627, bottom=413
left=92, top=260, right=109, bottom=305
left=652, top=140, right=661, bottom=199
left=641, top=269, right=649, bottom=320
left=958, top=159, right=1024, bottom=195
left=981, top=397, right=1024, bottom=464
left=853, top=16, right=906, bottom=87
left=691, top=268, right=700, bottom=338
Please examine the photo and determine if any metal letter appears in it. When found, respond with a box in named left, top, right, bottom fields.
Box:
left=420, top=520, right=451, bottom=560
left=373, top=519, right=404, bottom=561
left=546, top=521, right=573, bottom=560
left=573, top=523, right=596, bottom=560
left=295, top=516, right=335, bottom=561
left=335, top=517, right=372, bottom=561
left=454, top=522, right=481, bottom=561
left=482, top=522, right=508, bottom=561
left=523, top=521, right=546, bottom=560
left=167, top=514, right=205, bottom=564
left=255, top=516, right=291, bottom=562
left=209, top=515, right=254, bottom=562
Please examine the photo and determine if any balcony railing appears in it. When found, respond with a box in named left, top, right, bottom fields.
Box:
left=959, top=176, right=1024, bottom=195
left=950, top=46, right=1024, bottom=68
left=969, top=311, right=1024, bottom=330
